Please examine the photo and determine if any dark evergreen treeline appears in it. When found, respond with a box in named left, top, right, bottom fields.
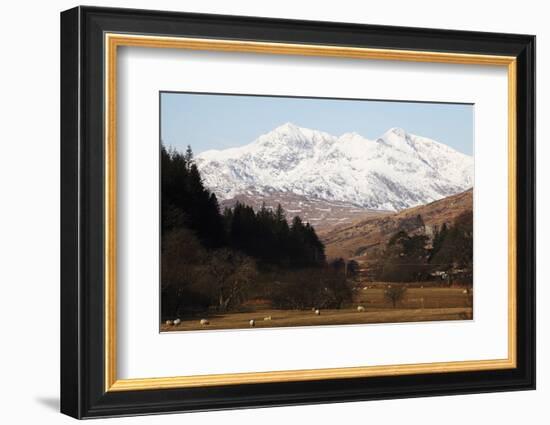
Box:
left=161, top=145, right=325, bottom=268
left=429, top=212, right=473, bottom=273
left=377, top=211, right=473, bottom=283
left=161, top=145, right=341, bottom=318
left=224, top=203, right=325, bottom=269
left=161, top=145, right=225, bottom=248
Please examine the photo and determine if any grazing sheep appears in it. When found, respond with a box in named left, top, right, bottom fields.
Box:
left=249, top=319, right=255, bottom=327
left=173, top=318, right=181, bottom=326
left=200, top=319, right=209, bottom=326
left=165, top=320, right=173, bottom=326
left=357, top=306, right=365, bottom=312
left=314, top=309, right=320, bottom=315
left=363, top=286, right=368, bottom=291
left=263, top=316, right=272, bottom=321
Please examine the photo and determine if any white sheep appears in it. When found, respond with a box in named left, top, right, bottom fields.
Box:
left=200, top=319, right=209, bottom=326
left=165, top=320, right=173, bottom=326
left=173, top=318, right=181, bottom=325
left=263, top=316, right=272, bottom=321
left=315, top=309, right=320, bottom=315
left=357, top=306, right=365, bottom=312
left=249, top=319, right=255, bottom=327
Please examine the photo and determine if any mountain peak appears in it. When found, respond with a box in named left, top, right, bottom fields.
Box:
left=386, top=127, right=408, bottom=138
left=273, top=122, right=300, bottom=133
left=279, top=121, right=298, bottom=129
left=338, top=132, right=362, bottom=141
left=257, top=123, right=337, bottom=151
left=253, top=122, right=307, bottom=149
left=377, top=127, right=415, bottom=150
left=196, top=124, right=473, bottom=211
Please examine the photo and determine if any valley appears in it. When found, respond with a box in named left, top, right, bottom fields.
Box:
left=319, top=189, right=473, bottom=260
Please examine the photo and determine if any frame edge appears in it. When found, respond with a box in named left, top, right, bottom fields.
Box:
left=60, top=6, right=83, bottom=420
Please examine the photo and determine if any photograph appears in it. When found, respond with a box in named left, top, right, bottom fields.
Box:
left=160, top=92, right=475, bottom=331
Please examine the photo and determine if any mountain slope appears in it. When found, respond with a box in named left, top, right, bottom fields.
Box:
left=196, top=123, right=473, bottom=212
left=319, top=189, right=473, bottom=260
left=219, top=191, right=391, bottom=230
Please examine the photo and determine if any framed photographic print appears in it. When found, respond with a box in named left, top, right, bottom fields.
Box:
left=60, top=6, right=535, bottom=419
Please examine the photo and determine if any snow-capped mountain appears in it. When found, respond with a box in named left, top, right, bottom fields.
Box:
left=195, top=123, right=473, bottom=212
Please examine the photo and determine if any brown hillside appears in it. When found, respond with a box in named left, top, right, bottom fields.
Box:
left=220, top=191, right=390, bottom=231
left=320, top=189, right=473, bottom=261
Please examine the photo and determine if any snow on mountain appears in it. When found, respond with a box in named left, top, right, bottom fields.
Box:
left=195, top=123, right=473, bottom=212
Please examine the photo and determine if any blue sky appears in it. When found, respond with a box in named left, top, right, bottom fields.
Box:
left=160, top=92, right=474, bottom=156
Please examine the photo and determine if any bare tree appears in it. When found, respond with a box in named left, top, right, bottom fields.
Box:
left=161, top=228, right=205, bottom=290
left=161, top=228, right=216, bottom=318
left=384, top=285, right=408, bottom=308
left=206, top=249, right=257, bottom=312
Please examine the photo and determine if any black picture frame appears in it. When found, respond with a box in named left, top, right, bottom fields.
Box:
left=61, top=5, right=535, bottom=419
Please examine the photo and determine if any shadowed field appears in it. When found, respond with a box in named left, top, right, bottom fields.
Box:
left=161, top=286, right=473, bottom=332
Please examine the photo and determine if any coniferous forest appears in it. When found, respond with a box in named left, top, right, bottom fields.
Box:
left=161, top=145, right=352, bottom=319
left=373, top=212, right=473, bottom=284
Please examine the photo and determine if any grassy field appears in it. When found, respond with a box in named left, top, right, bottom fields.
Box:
left=161, top=286, right=473, bottom=332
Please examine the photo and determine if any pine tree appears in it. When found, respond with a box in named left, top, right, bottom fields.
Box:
left=184, top=145, right=193, bottom=168
left=275, top=204, right=286, bottom=223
